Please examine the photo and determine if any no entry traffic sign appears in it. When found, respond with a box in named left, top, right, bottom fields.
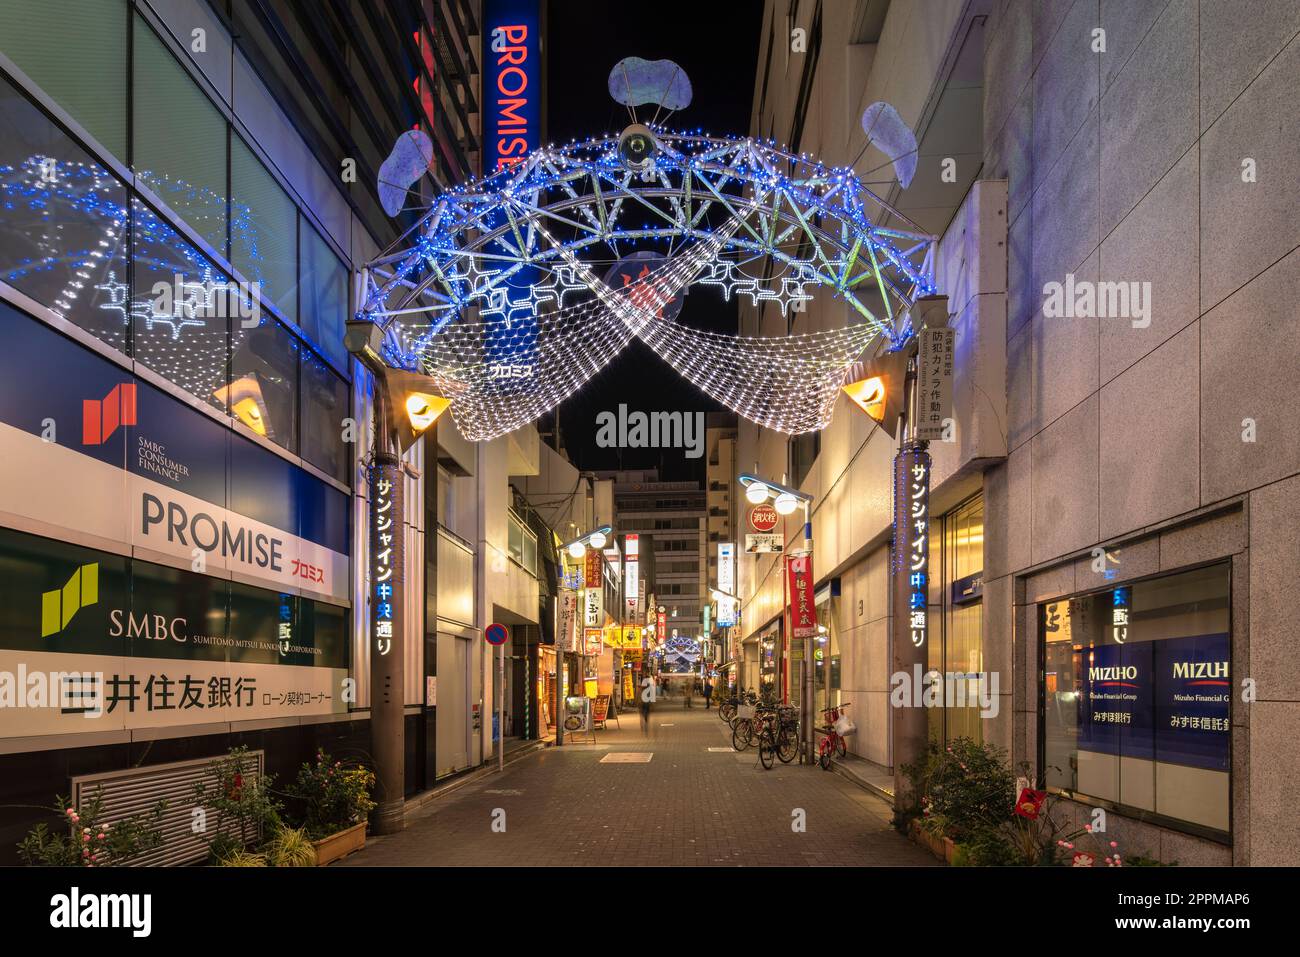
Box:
left=485, top=622, right=509, bottom=646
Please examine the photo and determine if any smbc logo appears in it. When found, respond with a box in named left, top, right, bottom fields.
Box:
left=41, top=563, right=98, bottom=637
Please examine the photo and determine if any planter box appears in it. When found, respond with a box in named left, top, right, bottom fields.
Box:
left=907, top=820, right=950, bottom=863
left=311, top=822, right=366, bottom=866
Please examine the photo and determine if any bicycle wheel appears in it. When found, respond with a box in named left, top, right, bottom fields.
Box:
left=720, top=703, right=735, bottom=723
left=819, top=740, right=833, bottom=770
left=836, top=735, right=848, bottom=759
left=777, top=727, right=799, bottom=763
left=759, top=734, right=776, bottom=770
left=731, top=721, right=750, bottom=752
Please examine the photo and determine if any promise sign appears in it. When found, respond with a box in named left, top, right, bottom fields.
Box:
left=483, top=0, right=539, bottom=171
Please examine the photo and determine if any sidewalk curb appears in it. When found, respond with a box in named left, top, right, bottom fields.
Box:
left=401, top=740, right=551, bottom=817
left=830, top=760, right=895, bottom=806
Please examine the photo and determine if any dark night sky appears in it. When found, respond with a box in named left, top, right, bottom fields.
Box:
left=543, top=0, right=764, bottom=481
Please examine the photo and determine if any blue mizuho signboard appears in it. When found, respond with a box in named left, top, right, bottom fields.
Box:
left=1079, top=633, right=1229, bottom=772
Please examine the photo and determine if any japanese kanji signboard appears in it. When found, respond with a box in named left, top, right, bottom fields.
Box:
left=786, top=552, right=818, bottom=639
left=915, top=327, right=954, bottom=441
left=893, top=447, right=931, bottom=650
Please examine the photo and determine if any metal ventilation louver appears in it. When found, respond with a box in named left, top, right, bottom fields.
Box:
left=72, top=751, right=265, bottom=867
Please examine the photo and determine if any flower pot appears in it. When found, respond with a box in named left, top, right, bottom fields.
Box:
left=943, top=837, right=956, bottom=864
left=311, top=821, right=366, bottom=866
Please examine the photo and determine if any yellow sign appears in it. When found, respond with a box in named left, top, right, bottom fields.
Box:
left=619, top=626, right=642, bottom=649
left=623, top=671, right=635, bottom=699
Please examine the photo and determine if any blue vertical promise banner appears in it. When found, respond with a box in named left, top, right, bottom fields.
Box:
left=482, top=0, right=541, bottom=387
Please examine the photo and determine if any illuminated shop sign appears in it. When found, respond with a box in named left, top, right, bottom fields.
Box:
left=1080, top=633, right=1229, bottom=771
left=0, top=302, right=350, bottom=602
left=0, top=525, right=347, bottom=739
left=1111, top=586, right=1131, bottom=643
left=483, top=0, right=539, bottom=172
left=893, top=447, right=930, bottom=649
left=370, top=470, right=398, bottom=657
left=482, top=0, right=541, bottom=382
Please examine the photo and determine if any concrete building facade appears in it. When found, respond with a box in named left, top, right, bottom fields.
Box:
left=738, top=0, right=1300, bottom=865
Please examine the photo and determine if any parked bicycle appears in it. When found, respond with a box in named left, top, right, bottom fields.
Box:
left=815, top=701, right=854, bottom=770
left=719, top=689, right=757, bottom=726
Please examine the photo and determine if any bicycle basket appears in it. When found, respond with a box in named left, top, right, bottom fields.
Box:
left=833, top=714, right=857, bottom=736
left=737, top=704, right=756, bottom=719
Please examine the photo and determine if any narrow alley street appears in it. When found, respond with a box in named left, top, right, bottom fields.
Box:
left=341, top=701, right=935, bottom=867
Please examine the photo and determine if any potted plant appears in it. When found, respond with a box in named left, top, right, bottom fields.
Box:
left=17, top=787, right=165, bottom=866
left=288, top=750, right=376, bottom=865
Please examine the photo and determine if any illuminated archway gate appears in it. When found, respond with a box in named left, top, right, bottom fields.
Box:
left=358, top=129, right=937, bottom=441
left=354, top=126, right=942, bottom=813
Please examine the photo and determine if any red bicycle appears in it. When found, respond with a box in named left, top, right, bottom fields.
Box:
left=816, top=701, right=853, bottom=770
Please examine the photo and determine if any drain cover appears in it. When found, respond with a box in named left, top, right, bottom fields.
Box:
left=600, top=752, right=654, bottom=763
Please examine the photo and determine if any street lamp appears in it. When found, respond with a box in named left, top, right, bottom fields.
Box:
left=737, top=472, right=816, bottom=764
left=345, top=318, right=453, bottom=836
left=559, top=524, right=612, bottom=558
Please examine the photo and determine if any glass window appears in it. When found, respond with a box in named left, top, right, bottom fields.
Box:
left=130, top=197, right=231, bottom=410
left=300, top=346, right=350, bottom=483
left=0, top=0, right=128, bottom=161
left=298, top=220, right=348, bottom=369
left=0, top=73, right=130, bottom=353
left=1040, top=563, right=1231, bottom=836
left=132, top=16, right=227, bottom=255
left=229, top=314, right=299, bottom=452
left=230, top=134, right=297, bottom=323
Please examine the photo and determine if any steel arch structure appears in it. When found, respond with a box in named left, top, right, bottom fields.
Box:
left=357, top=128, right=938, bottom=441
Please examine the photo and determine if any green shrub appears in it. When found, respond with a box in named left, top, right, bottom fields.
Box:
left=923, top=738, right=1016, bottom=843
left=288, top=750, right=376, bottom=840
left=193, top=746, right=282, bottom=857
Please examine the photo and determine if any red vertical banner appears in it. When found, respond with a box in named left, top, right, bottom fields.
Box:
left=786, top=553, right=817, bottom=639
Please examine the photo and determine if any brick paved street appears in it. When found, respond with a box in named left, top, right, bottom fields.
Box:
left=341, top=698, right=937, bottom=866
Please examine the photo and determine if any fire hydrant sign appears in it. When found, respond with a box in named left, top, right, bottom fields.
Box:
left=915, top=327, right=954, bottom=441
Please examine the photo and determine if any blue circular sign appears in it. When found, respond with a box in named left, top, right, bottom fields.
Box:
left=485, top=622, right=509, bottom=646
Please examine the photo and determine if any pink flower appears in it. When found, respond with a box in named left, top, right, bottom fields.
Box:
left=82, top=834, right=90, bottom=843
left=97, top=833, right=105, bottom=841
left=1084, top=824, right=1092, bottom=831
left=1109, top=841, right=1117, bottom=848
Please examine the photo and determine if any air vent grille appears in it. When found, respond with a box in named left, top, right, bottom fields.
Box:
left=72, top=751, right=265, bottom=867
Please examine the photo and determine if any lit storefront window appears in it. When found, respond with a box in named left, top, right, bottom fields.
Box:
left=927, top=494, right=984, bottom=745
left=1040, top=563, right=1231, bottom=838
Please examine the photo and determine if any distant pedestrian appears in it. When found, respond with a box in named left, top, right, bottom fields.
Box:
left=703, top=678, right=712, bottom=709
left=684, top=681, right=693, bottom=708
left=639, top=683, right=652, bottom=734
